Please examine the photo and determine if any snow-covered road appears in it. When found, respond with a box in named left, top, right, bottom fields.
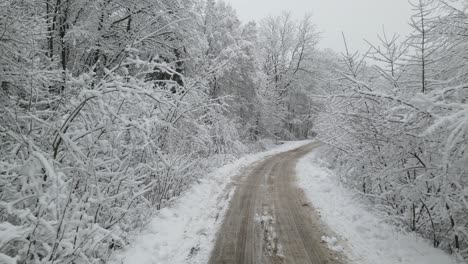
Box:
left=208, top=142, right=343, bottom=263
left=110, top=141, right=312, bottom=264
left=111, top=141, right=457, bottom=264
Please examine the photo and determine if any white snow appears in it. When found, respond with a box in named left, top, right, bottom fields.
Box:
left=110, top=140, right=311, bottom=264
left=0, top=223, right=22, bottom=264
left=321, top=235, right=344, bottom=253
left=296, top=147, right=460, bottom=264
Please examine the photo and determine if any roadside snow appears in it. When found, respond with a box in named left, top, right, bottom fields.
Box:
left=110, top=140, right=311, bottom=264
left=297, top=148, right=459, bottom=264
left=321, top=235, right=344, bottom=253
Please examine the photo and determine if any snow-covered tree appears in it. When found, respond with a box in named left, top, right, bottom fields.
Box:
left=314, top=0, right=468, bottom=259
left=0, top=0, right=255, bottom=263
left=257, top=12, right=319, bottom=139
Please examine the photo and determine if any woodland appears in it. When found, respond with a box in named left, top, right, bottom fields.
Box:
left=0, top=0, right=467, bottom=263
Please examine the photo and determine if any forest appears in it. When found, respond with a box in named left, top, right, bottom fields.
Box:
left=0, top=0, right=467, bottom=263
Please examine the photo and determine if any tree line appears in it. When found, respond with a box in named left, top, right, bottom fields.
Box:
left=3, top=0, right=466, bottom=262
left=314, top=0, right=468, bottom=260
left=0, top=0, right=318, bottom=263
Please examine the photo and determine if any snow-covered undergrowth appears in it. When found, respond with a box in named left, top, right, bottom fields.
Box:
left=110, top=141, right=310, bottom=264
left=297, top=149, right=459, bottom=264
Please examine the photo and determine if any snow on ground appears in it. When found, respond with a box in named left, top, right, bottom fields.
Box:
left=297, top=147, right=460, bottom=264
left=110, top=140, right=311, bottom=264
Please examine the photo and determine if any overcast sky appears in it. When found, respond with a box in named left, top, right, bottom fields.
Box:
left=224, top=0, right=414, bottom=53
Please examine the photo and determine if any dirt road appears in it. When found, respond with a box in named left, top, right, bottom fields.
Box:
left=208, top=143, right=345, bottom=264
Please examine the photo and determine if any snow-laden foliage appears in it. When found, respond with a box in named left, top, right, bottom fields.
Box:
left=0, top=0, right=260, bottom=263
left=6, top=0, right=466, bottom=262
left=257, top=12, right=320, bottom=139
left=314, top=0, right=468, bottom=260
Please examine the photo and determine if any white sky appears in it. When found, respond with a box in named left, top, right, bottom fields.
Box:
left=224, top=0, right=414, bottom=53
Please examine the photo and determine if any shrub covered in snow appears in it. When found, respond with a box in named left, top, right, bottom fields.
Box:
left=314, top=0, right=468, bottom=260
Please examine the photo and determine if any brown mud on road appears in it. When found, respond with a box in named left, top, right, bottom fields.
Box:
left=208, top=143, right=347, bottom=264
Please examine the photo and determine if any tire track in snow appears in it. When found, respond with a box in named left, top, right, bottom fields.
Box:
left=208, top=143, right=346, bottom=264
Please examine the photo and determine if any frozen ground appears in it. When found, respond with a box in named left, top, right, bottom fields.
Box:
left=110, top=141, right=311, bottom=264
left=296, top=148, right=460, bottom=264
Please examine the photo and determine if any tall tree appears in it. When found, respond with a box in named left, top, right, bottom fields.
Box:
left=258, top=12, right=319, bottom=139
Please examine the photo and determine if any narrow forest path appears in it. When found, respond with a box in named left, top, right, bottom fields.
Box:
left=208, top=143, right=345, bottom=264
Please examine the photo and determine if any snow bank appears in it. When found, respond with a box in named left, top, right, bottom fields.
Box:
left=110, top=140, right=311, bottom=264
left=297, top=149, right=459, bottom=264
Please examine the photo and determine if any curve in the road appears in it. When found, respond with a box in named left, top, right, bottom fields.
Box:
left=208, top=143, right=346, bottom=264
